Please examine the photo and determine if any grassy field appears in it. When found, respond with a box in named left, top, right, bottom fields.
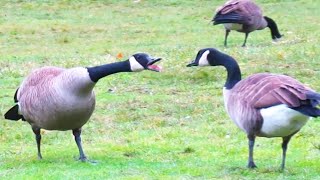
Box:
left=1, top=0, right=320, bottom=179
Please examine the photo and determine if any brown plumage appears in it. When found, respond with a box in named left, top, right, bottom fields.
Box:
left=238, top=74, right=309, bottom=109
left=17, top=67, right=96, bottom=131
left=4, top=53, right=162, bottom=161
left=187, top=48, right=320, bottom=170
left=212, top=0, right=282, bottom=47
left=226, top=73, right=312, bottom=136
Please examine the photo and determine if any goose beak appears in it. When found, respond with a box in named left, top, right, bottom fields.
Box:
left=186, top=61, right=197, bottom=67
left=147, top=58, right=162, bottom=72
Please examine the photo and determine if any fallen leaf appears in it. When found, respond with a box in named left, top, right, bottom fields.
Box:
left=116, top=53, right=123, bottom=59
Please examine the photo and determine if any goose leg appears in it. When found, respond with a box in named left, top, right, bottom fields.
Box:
left=32, top=127, right=43, bottom=160
left=72, top=128, right=87, bottom=161
left=247, top=134, right=257, bottom=168
left=281, top=135, right=294, bottom=170
left=224, top=29, right=230, bottom=47
left=242, top=32, right=249, bottom=47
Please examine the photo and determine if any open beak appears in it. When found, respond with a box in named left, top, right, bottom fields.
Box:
left=186, top=61, right=197, bottom=67
left=147, top=58, right=162, bottom=72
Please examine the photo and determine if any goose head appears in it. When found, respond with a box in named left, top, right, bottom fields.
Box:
left=186, top=47, right=242, bottom=90
left=186, top=48, right=224, bottom=67
left=86, top=53, right=162, bottom=83
left=129, top=53, right=162, bottom=72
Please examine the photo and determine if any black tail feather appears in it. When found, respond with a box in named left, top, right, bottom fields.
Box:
left=306, top=91, right=320, bottom=107
left=292, top=105, right=320, bottom=118
left=291, top=91, right=320, bottom=117
left=4, top=105, right=24, bottom=121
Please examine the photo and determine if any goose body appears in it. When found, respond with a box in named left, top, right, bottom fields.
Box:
left=5, top=53, right=162, bottom=161
left=187, top=48, right=320, bottom=169
left=223, top=73, right=313, bottom=138
left=212, top=0, right=282, bottom=47
left=17, top=67, right=95, bottom=130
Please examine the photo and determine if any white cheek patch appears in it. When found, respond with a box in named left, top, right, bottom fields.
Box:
left=199, top=50, right=210, bottom=66
left=129, top=56, right=144, bottom=72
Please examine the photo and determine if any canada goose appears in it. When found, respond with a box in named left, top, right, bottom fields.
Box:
left=4, top=53, right=162, bottom=161
left=212, top=0, right=282, bottom=47
left=187, top=48, right=320, bottom=169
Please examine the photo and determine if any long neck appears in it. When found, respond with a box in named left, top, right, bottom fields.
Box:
left=87, top=60, right=131, bottom=82
left=217, top=54, right=241, bottom=89
left=264, top=16, right=282, bottom=39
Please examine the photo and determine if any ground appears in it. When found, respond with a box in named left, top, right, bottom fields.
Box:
left=0, top=0, right=320, bottom=179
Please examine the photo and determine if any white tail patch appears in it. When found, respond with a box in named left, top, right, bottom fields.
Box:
left=260, top=104, right=310, bottom=137
left=129, top=56, right=144, bottom=72
left=224, top=23, right=243, bottom=31
left=199, top=50, right=210, bottom=66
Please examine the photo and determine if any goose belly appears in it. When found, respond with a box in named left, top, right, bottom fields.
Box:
left=259, top=104, right=310, bottom=137
left=40, top=109, right=94, bottom=130
left=224, top=23, right=243, bottom=31
left=21, top=94, right=96, bottom=131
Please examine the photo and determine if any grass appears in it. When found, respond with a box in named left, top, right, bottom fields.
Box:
left=1, top=0, right=320, bottom=179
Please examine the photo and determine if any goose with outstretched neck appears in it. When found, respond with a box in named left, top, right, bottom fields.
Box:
left=5, top=53, right=162, bottom=161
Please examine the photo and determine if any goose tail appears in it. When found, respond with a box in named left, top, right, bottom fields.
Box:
left=292, top=91, right=320, bottom=117
left=306, top=91, right=320, bottom=107
left=4, top=104, right=25, bottom=121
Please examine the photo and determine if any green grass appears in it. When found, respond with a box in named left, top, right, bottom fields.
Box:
left=1, top=0, right=320, bottom=179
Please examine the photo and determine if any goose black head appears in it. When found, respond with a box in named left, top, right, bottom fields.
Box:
left=187, top=48, right=224, bottom=67
left=129, top=53, right=162, bottom=72
left=264, top=16, right=282, bottom=40
left=187, top=48, right=241, bottom=89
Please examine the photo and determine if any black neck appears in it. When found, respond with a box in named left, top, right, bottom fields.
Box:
left=87, top=60, right=132, bottom=82
left=264, top=16, right=282, bottom=39
left=214, top=52, right=241, bottom=89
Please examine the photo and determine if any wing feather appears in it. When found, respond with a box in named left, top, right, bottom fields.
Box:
left=230, top=73, right=311, bottom=109
left=214, top=0, right=263, bottom=26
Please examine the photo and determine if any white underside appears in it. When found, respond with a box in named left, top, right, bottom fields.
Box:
left=260, top=104, right=310, bottom=137
left=224, top=23, right=243, bottom=31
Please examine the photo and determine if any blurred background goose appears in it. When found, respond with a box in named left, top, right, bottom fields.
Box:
left=4, top=53, right=162, bottom=161
left=187, top=48, right=320, bottom=169
left=212, top=0, right=282, bottom=47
